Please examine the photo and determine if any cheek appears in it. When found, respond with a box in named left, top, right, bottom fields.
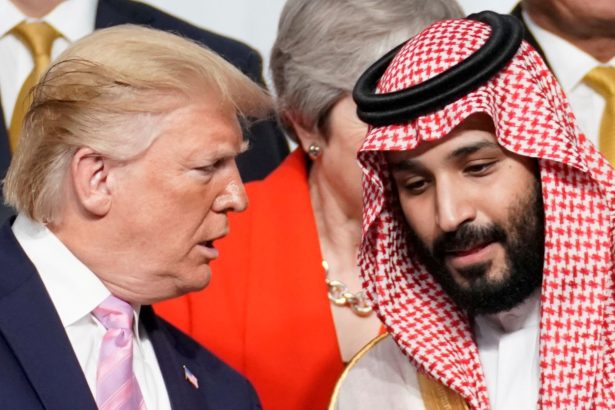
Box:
left=399, top=198, right=434, bottom=246
left=158, top=177, right=215, bottom=215
left=350, top=128, right=368, bottom=152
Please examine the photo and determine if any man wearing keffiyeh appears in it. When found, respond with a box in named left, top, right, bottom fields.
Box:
left=332, top=11, right=615, bottom=410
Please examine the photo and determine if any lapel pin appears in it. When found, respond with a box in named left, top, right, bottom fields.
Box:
left=183, top=365, right=199, bottom=389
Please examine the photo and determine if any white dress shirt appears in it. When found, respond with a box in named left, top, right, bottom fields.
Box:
left=0, top=0, right=97, bottom=124
left=475, top=292, right=541, bottom=410
left=335, top=294, right=541, bottom=410
left=12, top=214, right=171, bottom=409
left=523, top=10, right=615, bottom=148
left=334, top=335, right=427, bottom=410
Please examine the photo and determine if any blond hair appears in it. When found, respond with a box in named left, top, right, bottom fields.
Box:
left=4, top=25, right=272, bottom=223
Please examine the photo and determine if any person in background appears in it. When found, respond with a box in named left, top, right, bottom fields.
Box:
left=155, top=0, right=464, bottom=409
left=513, top=0, right=615, bottom=166
left=0, top=25, right=270, bottom=409
left=0, top=0, right=289, bottom=222
left=334, top=11, right=614, bottom=409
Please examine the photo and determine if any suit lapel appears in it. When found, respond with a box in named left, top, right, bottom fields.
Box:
left=141, top=307, right=209, bottom=410
left=0, top=81, right=20, bottom=223
left=0, top=99, right=16, bottom=223
left=0, top=222, right=96, bottom=410
left=0, top=99, right=11, bottom=178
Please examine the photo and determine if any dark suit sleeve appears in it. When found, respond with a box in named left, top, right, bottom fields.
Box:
left=142, top=307, right=263, bottom=409
left=97, top=0, right=288, bottom=182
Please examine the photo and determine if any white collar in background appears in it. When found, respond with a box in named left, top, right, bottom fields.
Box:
left=522, top=10, right=615, bottom=93
left=0, top=0, right=97, bottom=42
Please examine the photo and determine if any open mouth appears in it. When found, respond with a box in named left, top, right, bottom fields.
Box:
left=445, top=241, right=496, bottom=267
left=448, top=241, right=491, bottom=256
left=198, top=240, right=219, bottom=259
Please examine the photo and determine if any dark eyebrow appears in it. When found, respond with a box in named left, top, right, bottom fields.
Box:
left=389, top=157, right=424, bottom=174
left=447, top=140, right=500, bottom=161
left=389, top=140, right=501, bottom=174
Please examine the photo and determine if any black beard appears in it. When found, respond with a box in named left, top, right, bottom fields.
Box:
left=407, top=179, right=545, bottom=315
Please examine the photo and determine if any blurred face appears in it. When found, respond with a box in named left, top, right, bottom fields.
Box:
left=525, top=0, right=615, bottom=43
left=106, top=101, right=247, bottom=303
left=387, top=115, right=545, bottom=314
left=318, top=95, right=368, bottom=219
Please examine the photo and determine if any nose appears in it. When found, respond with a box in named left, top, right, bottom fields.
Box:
left=434, top=181, right=476, bottom=232
left=213, top=163, right=248, bottom=213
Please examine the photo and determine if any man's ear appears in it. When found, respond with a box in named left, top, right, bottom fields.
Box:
left=71, top=147, right=113, bottom=217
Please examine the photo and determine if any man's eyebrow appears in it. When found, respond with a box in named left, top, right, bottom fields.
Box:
left=446, top=140, right=500, bottom=161
left=388, top=140, right=501, bottom=173
left=389, top=157, right=424, bottom=173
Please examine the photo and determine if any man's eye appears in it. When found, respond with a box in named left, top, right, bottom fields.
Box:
left=198, top=165, right=216, bottom=173
left=402, top=178, right=429, bottom=194
left=198, top=159, right=227, bottom=174
left=464, top=161, right=495, bottom=175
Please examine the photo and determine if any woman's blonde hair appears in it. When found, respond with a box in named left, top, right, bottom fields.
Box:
left=4, top=24, right=272, bottom=223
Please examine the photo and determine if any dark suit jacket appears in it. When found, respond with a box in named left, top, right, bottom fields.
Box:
left=0, top=219, right=261, bottom=409
left=0, top=0, right=289, bottom=223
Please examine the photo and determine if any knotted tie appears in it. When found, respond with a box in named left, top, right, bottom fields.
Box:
left=9, top=21, right=60, bottom=152
left=584, top=66, right=615, bottom=166
left=93, top=295, right=146, bottom=410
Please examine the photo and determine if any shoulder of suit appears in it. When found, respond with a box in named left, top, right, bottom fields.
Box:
left=97, top=0, right=262, bottom=77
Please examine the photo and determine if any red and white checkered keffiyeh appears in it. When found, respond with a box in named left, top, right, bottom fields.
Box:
left=358, top=17, right=615, bottom=409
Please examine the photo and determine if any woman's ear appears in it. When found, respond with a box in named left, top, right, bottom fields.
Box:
left=70, top=147, right=113, bottom=217
left=284, top=111, right=325, bottom=153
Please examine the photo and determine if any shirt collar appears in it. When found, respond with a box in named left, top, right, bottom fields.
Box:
left=11, top=213, right=143, bottom=337
left=475, top=290, right=541, bottom=334
left=46, top=0, right=98, bottom=43
left=522, top=10, right=615, bottom=92
left=0, top=0, right=97, bottom=42
left=0, top=1, right=27, bottom=36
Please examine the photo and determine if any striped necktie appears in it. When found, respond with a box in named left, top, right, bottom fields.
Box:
left=9, top=21, right=60, bottom=152
left=584, top=66, right=615, bottom=166
left=93, top=295, right=147, bottom=410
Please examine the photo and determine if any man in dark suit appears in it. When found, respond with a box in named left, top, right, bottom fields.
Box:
left=0, top=24, right=265, bottom=409
left=0, top=0, right=289, bottom=223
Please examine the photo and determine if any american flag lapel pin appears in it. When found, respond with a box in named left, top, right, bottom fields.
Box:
left=183, top=365, right=199, bottom=389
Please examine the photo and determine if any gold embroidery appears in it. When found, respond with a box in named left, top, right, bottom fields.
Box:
left=417, top=372, right=470, bottom=410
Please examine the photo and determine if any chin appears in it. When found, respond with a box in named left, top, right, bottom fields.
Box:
left=180, top=268, right=212, bottom=294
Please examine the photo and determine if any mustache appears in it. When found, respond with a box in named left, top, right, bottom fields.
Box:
left=432, top=223, right=507, bottom=260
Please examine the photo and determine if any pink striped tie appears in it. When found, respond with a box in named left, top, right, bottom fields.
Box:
left=93, top=295, right=147, bottom=410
